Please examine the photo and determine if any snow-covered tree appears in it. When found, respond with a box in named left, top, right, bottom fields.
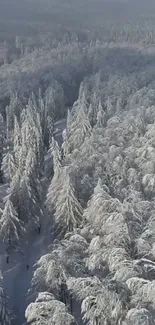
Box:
left=5, top=106, right=13, bottom=143
left=126, top=277, right=155, bottom=309
left=1, top=152, right=17, bottom=182
left=123, top=308, right=155, bottom=325
left=31, top=233, right=88, bottom=303
left=18, top=171, right=42, bottom=226
left=47, top=115, right=54, bottom=143
left=0, top=198, right=25, bottom=252
left=46, top=137, right=62, bottom=213
left=13, top=115, right=21, bottom=164
left=0, top=114, right=5, bottom=183
left=45, top=136, right=61, bottom=180
left=25, top=292, right=77, bottom=325
left=62, top=109, right=71, bottom=157
left=105, top=96, right=114, bottom=117
left=7, top=168, right=21, bottom=212
left=20, top=104, right=43, bottom=172
left=65, top=98, right=92, bottom=153
left=142, top=174, right=155, bottom=199
left=9, top=93, right=23, bottom=120
left=53, top=168, right=83, bottom=232
left=83, top=179, right=120, bottom=232
left=0, top=114, right=5, bottom=151
left=51, top=137, right=62, bottom=175
left=67, top=276, right=129, bottom=325
left=25, top=146, right=42, bottom=194
left=31, top=253, right=62, bottom=297
left=96, top=100, right=106, bottom=128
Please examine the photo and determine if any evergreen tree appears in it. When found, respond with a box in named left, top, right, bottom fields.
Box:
left=61, top=109, right=71, bottom=157
left=83, top=178, right=110, bottom=230
left=44, top=86, right=56, bottom=122
left=7, top=169, right=21, bottom=211
left=25, top=147, right=42, bottom=199
left=31, top=233, right=88, bottom=310
left=13, top=115, right=21, bottom=165
left=65, top=97, right=92, bottom=153
left=5, top=94, right=22, bottom=146
left=54, top=168, right=83, bottom=232
left=10, top=146, right=43, bottom=227
left=25, top=292, right=77, bottom=325
left=47, top=115, right=54, bottom=143
left=5, top=106, right=13, bottom=144
left=123, top=308, right=155, bottom=325
left=18, top=172, right=41, bottom=226
left=105, top=96, right=114, bottom=117
left=9, top=93, right=23, bottom=120
left=96, top=100, right=106, bottom=128
left=46, top=137, right=62, bottom=213
left=67, top=276, right=129, bottom=325
left=0, top=198, right=25, bottom=252
left=0, top=114, right=5, bottom=183
left=1, top=152, right=17, bottom=183
left=20, top=104, right=43, bottom=173
left=0, top=115, right=5, bottom=151
left=51, top=137, right=62, bottom=175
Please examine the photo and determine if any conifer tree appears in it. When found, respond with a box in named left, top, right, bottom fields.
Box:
left=5, top=106, right=12, bottom=144
left=1, top=152, right=17, bottom=183
left=0, top=114, right=5, bottom=183
left=22, top=148, right=43, bottom=226
left=0, top=198, right=25, bottom=252
left=105, top=96, right=114, bottom=117
left=0, top=115, right=5, bottom=146
left=44, top=86, right=56, bottom=122
left=51, top=137, right=62, bottom=175
left=67, top=276, right=128, bottom=325
left=83, top=178, right=110, bottom=229
left=25, top=292, right=77, bottom=325
left=20, top=104, right=43, bottom=172
left=47, top=115, right=54, bottom=143
left=46, top=138, right=62, bottom=213
left=54, top=168, right=83, bottom=232
left=13, top=115, right=21, bottom=165
left=66, top=99, right=92, bottom=153
left=31, top=233, right=88, bottom=311
left=61, top=109, right=72, bottom=157
left=7, top=169, right=21, bottom=210
left=18, top=171, right=41, bottom=226
left=96, top=100, right=106, bottom=128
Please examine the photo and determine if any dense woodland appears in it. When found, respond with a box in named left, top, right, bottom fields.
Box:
left=1, top=0, right=155, bottom=324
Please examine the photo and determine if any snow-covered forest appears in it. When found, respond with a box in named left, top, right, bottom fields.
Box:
left=2, top=0, right=155, bottom=324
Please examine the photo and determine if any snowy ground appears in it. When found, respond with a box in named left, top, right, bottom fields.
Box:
left=0, top=119, right=70, bottom=325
